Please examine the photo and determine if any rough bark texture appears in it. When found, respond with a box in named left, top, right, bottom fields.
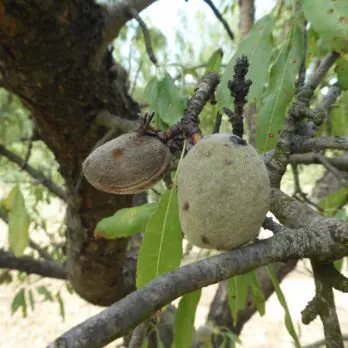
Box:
left=0, top=0, right=140, bottom=305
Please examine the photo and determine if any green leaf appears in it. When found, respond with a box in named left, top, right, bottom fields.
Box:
left=319, top=187, right=348, bottom=216
left=218, top=14, right=274, bottom=109
left=136, top=188, right=182, bottom=288
left=11, top=288, right=27, bottom=318
left=156, top=74, right=185, bottom=125
left=28, top=289, right=35, bottom=312
left=37, top=285, right=54, bottom=302
left=56, top=291, right=65, bottom=321
left=205, top=49, right=223, bottom=73
left=334, top=258, right=344, bottom=272
left=256, top=24, right=304, bottom=153
left=266, top=266, right=301, bottom=348
left=95, top=203, right=158, bottom=239
left=227, top=270, right=265, bottom=324
left=143, top=74, right=186, bottom=128
left=302, top=0, right=348, bottom=57
left=329, top=91, right=348, bottom=136
left=173, top=289, right=201, bottom=348
left=7, top=185, right=30, bottom=257
left=143, top=77, right=159, bottom=106
left=335, top=58, right=348, bottom=90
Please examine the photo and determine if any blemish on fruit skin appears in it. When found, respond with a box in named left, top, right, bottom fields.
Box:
left=229, top=135, right=247, bottom=145
left=201, top=235, right=209, bottom=244
left=183, top=201, right=190, bottom=211
left=224, top=159, right=233, bottom=165
left=112, top=148, right=124, bottom=158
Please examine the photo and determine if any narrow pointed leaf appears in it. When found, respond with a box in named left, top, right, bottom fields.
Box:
left=335, top=58, right=348, bottom=90
left=256, top=24, right=303, bottom=153
left=95, top=203, right=158, bottom=239
left=7, top=185, right=30, bottom=257
left=218, top=14, right=274, bottom=109
left=136, top=188, right=182, bottom=288
left=319, top=187, right=348, bottom=216
left=11, top=288, right=27, bottom=318
left=266, top=266, right=301, bottom=348
left=173, top=289, right=201, bottom=348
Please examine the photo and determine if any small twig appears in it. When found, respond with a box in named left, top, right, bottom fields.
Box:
left=317, top=263, right=348, bottom=293
left=0, top=144, right=66, bottom=201
left=96, top=110, right=139, bottom=133
left=292, top=135, right=348, bottom=153
left=262, top=216, right=288, bottom=234
left=202, top=0, right=235, bottom=41
left=128, top=319, right=151, bottom=348
left=313, top=154, right=347, bottom=187
left=127, top=7, right=157, bottom=65
left=289, top=153, right=348, bottom=172
left=0, top=250, right=66, bottom=280
left=159, top=71, right=220, bottom=144
left=291, top=164, right=324, bottom=211
left=224, top=55, right=251, bottom=138
left=295, top=21, right=308, bottom=91
left=212, top=111, right=222, bottom=134
left=130, top=60, right=143, bottom=95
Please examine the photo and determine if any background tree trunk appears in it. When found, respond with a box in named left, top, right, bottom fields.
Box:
left=0, top=0, right=140, bottom=305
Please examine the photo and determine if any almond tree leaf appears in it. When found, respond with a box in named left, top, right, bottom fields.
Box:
left=256, top=24, right=304, bottom=153
left=56, top=291, right=65, bottom=321
left=8, top=185, right=30, bottom=257
left=156, top=74, right=185, bottom=126
left=319, top=187, right=348, bottom=216
left=136, top=188, right=182, bottom=288
left=28, top=289, right=35, bottom=312
left=205, top=48, right=223, bottom=73
left=329, top=91, right=348, bottom=136
left=217, top=14, right=274, bottom=109
left=301, top=0, right=348, bottom=57
left=173, top=289, right=201, bottom=348
left=227, top=275, right=249, bottom=324
left=335, top=58, right=348, bottom=90
left=11, top=288, right=27, bottom=318
left=94, top=203, right=158, bottom=239
left=143, top=76, right=159, bottom=106
left=266, top=266, right=301, bottom=348
left=37, top=285, right=54, bottom=302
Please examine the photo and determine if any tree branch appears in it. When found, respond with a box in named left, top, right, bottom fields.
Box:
left=238, top=0, right=255, bottom=39
left=48, top=203, right=348, bottom=347
left=0, top=144, right=66, bottom=201
left=0, top=250, right=66, bottom=280
left=127, top=7, right=158, bottom=65
left=289, top=154, right=348, bottom=172
left=309, top=261, right=343, bottom=348
left=292, top=136, right=348, bottom=153
left=103, top=0, right=158, bottom=46
left=202, top=0, right=235, bottom=41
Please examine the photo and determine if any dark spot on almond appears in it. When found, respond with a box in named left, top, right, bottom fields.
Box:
left=112, top=148, right=124, bottom=158
left=183, top=201, right=190, bottom=211
left=229, top=135, right=247, bottom=145
left=327, top=8, right=334, bottom=14
left=224, top=159, right=233, bottom=165
left=201, top=235, right=209, bottom=244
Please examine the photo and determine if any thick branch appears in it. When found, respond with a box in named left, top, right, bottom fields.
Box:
left=0, top=250, right=66, bottom=280
left=49, top=216, right=348, bottom=348
left=103, top=0, right=158, bottom=45
left=0, top=144, right=66, bottom=201
left=238, top=0, right=255, bottom=39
